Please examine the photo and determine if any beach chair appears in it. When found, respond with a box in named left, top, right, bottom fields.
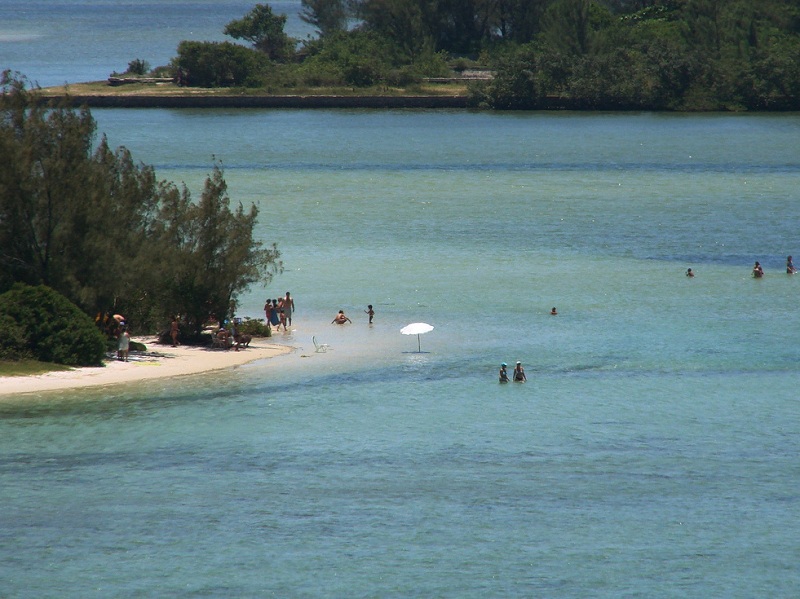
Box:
left=313, top=336, right=330, bottom=353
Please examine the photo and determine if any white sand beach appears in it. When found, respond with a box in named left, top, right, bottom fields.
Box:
left=0, top=336, right=294, bottom=397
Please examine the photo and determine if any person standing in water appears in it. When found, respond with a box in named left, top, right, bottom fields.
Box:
left=753, top=261, right=764, bottom=278
left=499, top=363, right=509, bottom=383
left=513, top=361, right=527, bottom=382
left=264, top=299, right=273, bottom=324
left=270, top=299, right=281, bottom=329
left=283, top=292, right=295, bottom=327
left=686, top=268, right=694, bottom=278
left=787, top=256, right=796, bottom=274
left=365, top=304, right=375, bottom=324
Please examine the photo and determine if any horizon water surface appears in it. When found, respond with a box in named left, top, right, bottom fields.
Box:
left=2, top=2, right=800, bottom=597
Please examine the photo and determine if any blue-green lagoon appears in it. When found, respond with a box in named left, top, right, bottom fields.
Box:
left=2, top=109, right=800, bottom=597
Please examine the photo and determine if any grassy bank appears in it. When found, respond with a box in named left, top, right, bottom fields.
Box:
left=0, top=361, right=73, bottom=377
left=37, top=80, right=472, bottom=109
left=41, top=80, right=470, bottom=98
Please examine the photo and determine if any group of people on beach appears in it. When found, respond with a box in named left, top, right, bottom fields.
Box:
left=212, top=320, right=253, bottom=351
left=264, top=292, right=295, bottom=332
left=94, top=312, right=130, bottom=361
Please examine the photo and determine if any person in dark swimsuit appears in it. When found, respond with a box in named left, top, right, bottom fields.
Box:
left=513, top=361, right=527, bottom=382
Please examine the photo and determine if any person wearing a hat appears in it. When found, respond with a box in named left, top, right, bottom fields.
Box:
left=499, top=363, right=509, bottom=383
left=513, top=361, right=527, bottom=382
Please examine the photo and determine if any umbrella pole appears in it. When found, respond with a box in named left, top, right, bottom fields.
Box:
left=417, top=334, right=421, bottom=352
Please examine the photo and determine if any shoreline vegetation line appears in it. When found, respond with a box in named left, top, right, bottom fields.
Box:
left=54, top=94, right=472, bottom=109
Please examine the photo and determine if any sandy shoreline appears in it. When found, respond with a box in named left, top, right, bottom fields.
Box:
left=0, top=336, right=294, bottom=397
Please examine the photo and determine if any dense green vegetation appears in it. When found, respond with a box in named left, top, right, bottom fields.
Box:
left=159, top=0, right=800, bottom=110
left=0, top=72, right=283, bottom=354
left=0, top=284, right=106, bottom=366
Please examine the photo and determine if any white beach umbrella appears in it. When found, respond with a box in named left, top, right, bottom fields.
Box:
left=400, top=322, right=434, bottom=352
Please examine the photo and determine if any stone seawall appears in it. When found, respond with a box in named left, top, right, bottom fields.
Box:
left=60, top=94, right=471, bottom=109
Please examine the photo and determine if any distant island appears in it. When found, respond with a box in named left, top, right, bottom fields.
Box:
left=40, top=0, right=800, bottom=112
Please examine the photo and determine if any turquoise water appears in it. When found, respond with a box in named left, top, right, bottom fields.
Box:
left=3, top=2, right=800, bottom=595
left=2, top=109, right=800, bottom=597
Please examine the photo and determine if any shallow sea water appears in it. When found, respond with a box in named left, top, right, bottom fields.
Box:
left=1, top=109, right=799, bottom=597
left=3, top=4, right=800, bottom=594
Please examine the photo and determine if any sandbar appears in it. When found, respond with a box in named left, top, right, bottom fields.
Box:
left=0, top=336, right=293, bottom=397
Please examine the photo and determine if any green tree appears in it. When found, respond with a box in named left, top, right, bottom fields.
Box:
left=0, top=73, right=99, bottom=294
left=0, top=73, right=170, bottom=318
left=173, top=41, right=272, bottom=87
left=301, top=0, right=350, bottom=37
left=223, top=3, right=295, bottom=61
left=477, top=43, right=545, bottom=109
left=299, top=30, right=395, bottom=86
left=148, top=164, right=282, bottom=334
left=539, top=0, right=617, bottom=56
left=490, top=0, right=550, bottom=43
left=0, top=73, right=283, bottom=336
left=127, top=58, right=151, bottom=75
left=747, top=36, right=800, bottom=109
left=355, top=0, right=433, bottom=61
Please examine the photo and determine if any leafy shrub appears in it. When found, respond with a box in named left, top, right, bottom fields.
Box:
left=0, top=314, right=31, bottom=361
left=296, top=60, right=345, bottom=86
left=299, top=31, right=393, bottom=87
left=238, top=318, right=271, bottom=337
left=0, top=284, right=106, bottom=366
left=173, top=41, right=272, bottom=87
left=451, top=57, right=477, bottom=72
left=127, top=58, right=150, bottom=75
left=151, top=64, right=174, bottom=78
left=409, top=51, right=451, bottom=78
